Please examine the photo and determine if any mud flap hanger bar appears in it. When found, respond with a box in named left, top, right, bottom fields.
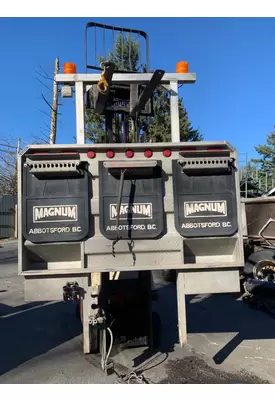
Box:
left=103, top=160, right=157, bottom=169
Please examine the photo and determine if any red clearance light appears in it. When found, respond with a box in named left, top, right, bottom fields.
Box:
left=126, top=149, right=134, bottom=158
left=106, top=150, right=115, bottom=159
left=163, top=149, right=172, bottom=157
left=87, top=151, right=96, bottom=159
left=144, top=149, right=153, bottom=158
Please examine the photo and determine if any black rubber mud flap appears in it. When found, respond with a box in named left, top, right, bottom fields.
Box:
left=98, top=161, right=165, bottom=240
left=172, top=159, right=238, bottom=238
left=22, top=163, right=90, bottom=243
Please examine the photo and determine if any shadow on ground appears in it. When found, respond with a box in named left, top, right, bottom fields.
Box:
left=0, top=244, right=17, bottom=265
left=0, top=301, right=82, bottom=376
left=152, top=281, right=275, bottom=370
left=1, top=275, right=275, bottom=382
left=113, top=280, right=273, bottom=383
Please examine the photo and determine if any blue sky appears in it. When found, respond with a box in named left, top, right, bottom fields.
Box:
left=1, top=17, right=275, bottom=162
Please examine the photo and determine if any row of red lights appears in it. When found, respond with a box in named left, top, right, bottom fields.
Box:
left=87, top=149, right=172, bottom=159
left=87, top=147, right=226, bottom=160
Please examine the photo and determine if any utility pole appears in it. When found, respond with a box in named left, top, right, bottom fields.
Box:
left=11, top=137, right=21, bottom=195
left=245, top=152, right=248, bottom=198
left=16, top=137, right=21, bottom=155
left=49, top=57, right=60, bottom=145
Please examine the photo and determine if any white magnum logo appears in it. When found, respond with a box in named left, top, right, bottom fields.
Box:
left=33, top=205, right=78, bottom=223
left=184, top=201, right=227, bottom=218
left=110, top=203, right=152, bottom=220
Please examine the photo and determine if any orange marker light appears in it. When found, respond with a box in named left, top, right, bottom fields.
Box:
left=64, top=62, right=77, bottom=74
left=176, top=61, right=189, bottom=73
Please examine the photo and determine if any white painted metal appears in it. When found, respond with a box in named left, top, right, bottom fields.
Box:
left=75, top=81, right=85, bottom=144
left=20, top=141, right=234, bottom=151
left=177, top=272, right=187, bottom=346
left=170, top=80, right=180, bottom=143
left=56, top=73, right=196, bottom=85
left=66, top=73, right=195, bottom=145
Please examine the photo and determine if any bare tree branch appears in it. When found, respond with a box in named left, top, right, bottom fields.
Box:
left=36, top=77, right=53, bottom=92
left=39, top=130, right=51, bottom=140
left=34, top=58, right=60, bottom=146
left=0, top=137, right=20, bottom=195
left=37, top=108, right=52, bottom=119
left=0, top=143, right=17, bottom=149
left=44, top=122, right=50, bottom=129
left=34, top=67, right=54, bottom=81
left=40, top=126, right=49, bottom=133
left=33, top=135, right=49, bottom=144
left=39, top=65, right=53, bottom=78
left=0, top=154, right=15, bottom=168
left=41, top=93, right=62, bottom=116
left=41, top=93, right=55, bottom=112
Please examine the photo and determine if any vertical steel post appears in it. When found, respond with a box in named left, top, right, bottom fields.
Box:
left=245, top=153, right=248, bottom=198
left=75, top=81, right=86, bottom=144
left=170, top=81, right=180, bottom=143
left=170, top=79, right=188, bottom=346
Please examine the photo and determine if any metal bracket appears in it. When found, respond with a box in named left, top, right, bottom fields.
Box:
left=25, top=160, right=85, bottom=177
left=63, top=282, right=83, bottom=302
left=93, top=62, right=115, bottom=115
left=88, top=314, right=106, bottom=328
left=178, top=157, right=235, bottom=171
left=258, top=218, right=275, bottom=248
left=130, top=69, right=165, bottom=117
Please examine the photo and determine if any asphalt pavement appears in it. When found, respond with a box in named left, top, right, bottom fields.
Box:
left=0, top=240, right=274, bottom=384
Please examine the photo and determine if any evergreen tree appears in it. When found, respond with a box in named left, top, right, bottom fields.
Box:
left=253, top=128, right=275, bottom=172
left=85, top=34, right=201, bottom=143
left=244, top=127, right=275, bottom=192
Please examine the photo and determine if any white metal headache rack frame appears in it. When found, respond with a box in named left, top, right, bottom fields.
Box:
left=56, top=72, right=197, bottom=145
